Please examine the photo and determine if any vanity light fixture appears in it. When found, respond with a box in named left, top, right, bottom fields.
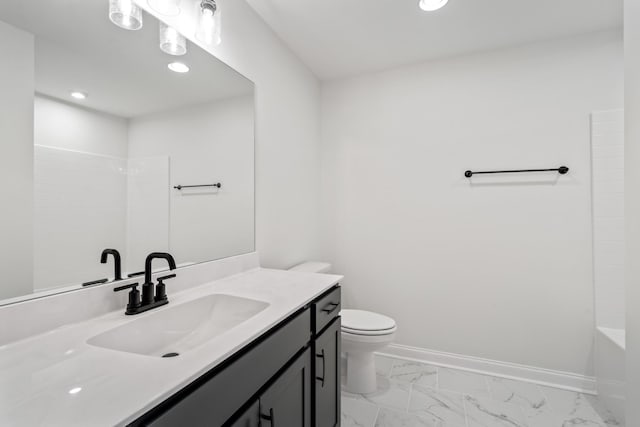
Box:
left=168, top=62, right=190, bottom=73
left=70, top=91, right=87, bottom=100
left=196, top=0, right=222, bottom=46
left=418, top=0, right=449, bottom=11
left=109, top=0, right=143, bottom=30
left=159, top=22, right=187, bottom=56
left=148, top=0, right=181, bottom=16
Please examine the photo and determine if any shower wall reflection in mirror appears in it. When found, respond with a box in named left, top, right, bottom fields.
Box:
left=0, top=2, right=254, bottom=303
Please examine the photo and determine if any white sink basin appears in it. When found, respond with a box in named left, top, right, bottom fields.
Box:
left=87, top=294, right=269, bottom=357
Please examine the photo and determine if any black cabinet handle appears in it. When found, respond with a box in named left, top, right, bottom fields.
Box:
left=316, top=349, right=326, bottom=387
left=321, top=302, right=339, bottom=314
left=260, top=408, right=275, bottom=426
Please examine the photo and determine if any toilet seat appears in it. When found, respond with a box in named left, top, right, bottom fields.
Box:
left=341, top=309, right=397, bottom=336
left=342, top=326, right=397, bottom=336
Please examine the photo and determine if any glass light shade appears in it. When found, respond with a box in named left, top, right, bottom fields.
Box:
left=109, top=0, right=143, bottom=30
left=418, top=0, right=449, bottom=11
left=196, top=3, right=222, bottom=46
left=148, top=0, right=181, bottom=16
left=159, top=22, right=187, bottom=56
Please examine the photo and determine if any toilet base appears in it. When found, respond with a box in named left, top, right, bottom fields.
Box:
left=341, top=329, right=395, bottom=395
left=345, top=351, right=378, bottom=394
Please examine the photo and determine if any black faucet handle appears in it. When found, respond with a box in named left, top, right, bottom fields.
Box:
left=114, top=283, right=141, bottom=314
left=155, top=275, right=176, bottom=302
left=82, top=278, right=109, bottom=287
left=114, top=282, right=139, bottom=293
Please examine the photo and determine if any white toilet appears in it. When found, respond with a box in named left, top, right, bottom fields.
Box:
left=289, top=262, right=397, bottom=395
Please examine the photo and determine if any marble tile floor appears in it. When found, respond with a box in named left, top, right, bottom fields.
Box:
left=341, top=355, right=623, bottom=427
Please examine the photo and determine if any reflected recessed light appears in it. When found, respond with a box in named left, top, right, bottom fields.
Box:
left=70, top=91, right=87, bottom=100
left=168, top=62, right=190, bottom=73
left=68, top=387, right=82, bottom=395
left=419, top=0, right=449, bottom=11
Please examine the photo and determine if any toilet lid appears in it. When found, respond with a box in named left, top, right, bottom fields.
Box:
left=341, top=309, right=396, bottom=332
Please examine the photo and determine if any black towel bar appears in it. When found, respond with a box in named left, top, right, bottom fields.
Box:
left=173, top=183, right=222, bottom=190
left=464, top=166, right=569, bottom=178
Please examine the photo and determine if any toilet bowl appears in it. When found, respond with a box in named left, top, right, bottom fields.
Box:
left=288, top=262, right=397, bottom=395
left=341, top=309, right=396, bottom=394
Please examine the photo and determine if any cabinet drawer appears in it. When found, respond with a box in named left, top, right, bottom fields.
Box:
left=312, top=286, right=341, bottom=336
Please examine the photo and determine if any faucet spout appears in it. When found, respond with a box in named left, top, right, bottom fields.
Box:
left=144, top=252, right=177, bottom=284
left=101, top=249, right=122, bottom=281
left=142, top=252, right=177, bottom=305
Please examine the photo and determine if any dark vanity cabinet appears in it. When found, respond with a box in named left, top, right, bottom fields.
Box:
left=228, top=402, right=259, bottom=427
left=258, top=348, right=312, bottom=427
left=132, top=285, right=341, bottom=427
left=229, top=349, right=312, bottom=427
left=313, top=318, right=341, bottom=427
left=312, top=286, right=342, bottom=427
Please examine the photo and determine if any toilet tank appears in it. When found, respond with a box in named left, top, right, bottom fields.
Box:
left=288, top=261, right=332, bottom=274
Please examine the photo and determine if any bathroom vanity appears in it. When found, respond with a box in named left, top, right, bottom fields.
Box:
left=133, top=285, right=342, bottom=427
left=0, top=262, right=343, bottom=427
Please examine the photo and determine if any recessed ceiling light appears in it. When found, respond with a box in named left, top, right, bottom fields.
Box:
left=68, top=387, right=82, bottom=395
left=168, top=62, right=190, bottom=73
left=419, top=0, right=449, bottom=11
left=70, top=91, right=87, bottom=100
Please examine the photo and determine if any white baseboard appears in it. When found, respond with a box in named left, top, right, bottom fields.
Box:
left=377, top=344, right=596, bottom=395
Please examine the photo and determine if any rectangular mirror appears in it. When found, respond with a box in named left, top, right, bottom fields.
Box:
left=0, top=2, right=255, bottom=304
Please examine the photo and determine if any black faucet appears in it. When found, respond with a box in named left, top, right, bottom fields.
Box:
left=101, top=249, right=123, bottom=281
left=114, top=252, right=177, bottom=315
left=142, top=252, right=177, bottom=305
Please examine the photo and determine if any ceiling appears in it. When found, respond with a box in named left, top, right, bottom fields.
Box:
left=247, top=0, right=623, bottom=80
left=0, top=1, right=253, bottom=118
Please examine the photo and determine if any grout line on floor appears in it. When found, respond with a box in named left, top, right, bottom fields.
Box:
left=462, top=394, right=471, bottom=427
left=405, top=383, right=413, bottom=413
left=372, top=406, right=380, bottom=427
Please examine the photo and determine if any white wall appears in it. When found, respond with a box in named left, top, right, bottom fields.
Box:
left=0, top=21, right=34, bottom=300
left=134, top=0, right=321, bottom=269
left=128, top=96, right=254, bottom=269
left=125, top=156, right=170, bottom=272
left=625, top=0, right=640, bottom=422
left=34, top=96, right=129, bottom=157
left=591, top=110, right=624, bottom=329
left=33, top=96, right=129, bottom=289
left=33, top=147, right=128, bottom=289
left=320, top=31, right=623, bottom=376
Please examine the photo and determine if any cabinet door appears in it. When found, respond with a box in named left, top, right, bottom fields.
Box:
left=259, top=348, right=311, bottom=427
left=227, top=401, right=259, bottom=427
left=314, top=317, right=341, bottom=427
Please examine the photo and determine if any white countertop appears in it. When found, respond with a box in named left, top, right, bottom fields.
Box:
left=0, top=268, right=342, bottom=427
